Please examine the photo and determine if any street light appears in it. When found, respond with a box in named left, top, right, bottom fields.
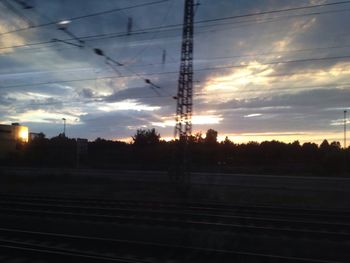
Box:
left=344, top=110, right=347, bottom=149
left=62, top=118, right=66, bottom=137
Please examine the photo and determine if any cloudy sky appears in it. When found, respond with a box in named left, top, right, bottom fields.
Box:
left=1, top=0, right=350, bottom=144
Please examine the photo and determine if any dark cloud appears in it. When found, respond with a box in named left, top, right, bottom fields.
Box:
left=80, top=88, right=95, bottom=98
left=26, top=97, right=64, bottom=111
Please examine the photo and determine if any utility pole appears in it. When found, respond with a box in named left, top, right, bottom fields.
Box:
left=62, top=118, right=66, bottom=137
left=345, top=110, right=347, bottom=149
left=343, top=110, right=348, bottom=175
left=174, top=0, right=194, bottom=178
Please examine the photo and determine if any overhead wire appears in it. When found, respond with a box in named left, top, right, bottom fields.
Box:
left=8, top=82, right=350, bottom=113
left=4, top=40, right=350, bottom=75
left=1, top=6, right=349, bottom=54
left=194, top=0, right=350, bottom=25
left=0, top=0, right=35, bottom=26
left=0, top=0, right=171, bottom=36
left=21, top=3, right=126, bottom=76
left=2, top=0, right=350, bottom=132
left=1, top=0, right=349, bottom=39
left=1, top=1, right=350, bottom=101
left=77, top=8, right=350, bottom=42
left=122, top=0, right=176, bottom=66
left=19, top=0, right=171, bottom=95
left=121, top=43, right=350, bottom=69
left=1, top=53, right=350, bottom=90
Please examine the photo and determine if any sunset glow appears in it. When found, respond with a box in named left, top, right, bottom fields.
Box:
left=0, top=0, right=349, bottom=143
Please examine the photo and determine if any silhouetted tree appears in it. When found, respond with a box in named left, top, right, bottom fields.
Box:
left=223, top=136, right=233, bottom=145
left=320, top=139, right=330, bottom=151
left=205, top=129, right=218, bottom=144
left=8, top=127, right=349, bottom=176
left=330, top=141, right=341, bottom=149
left=132, top=128, right=160, bottom=146
left=301, top=142, right=318, bottom=163
left=189, top=132, right=204, bottom=144
left=35, top=132, right=46, bottom=139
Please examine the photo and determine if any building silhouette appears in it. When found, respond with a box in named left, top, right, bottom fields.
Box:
left=0, top=123, right=28, bottom=158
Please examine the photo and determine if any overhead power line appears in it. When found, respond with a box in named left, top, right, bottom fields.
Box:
left=124, top=43, right=350, bottom=68
left=0, top=65, right=344, bottom=95
left=0, top=40, right=58, bottom=51
left=12, top=0, right=167, bottom=96
left=0, top=0, right=349, bottom=39
left=1, top=54, right=350, bottom=90
left=195, top=0, right=350, bottom=25
left=9, top=82, right=350, bottom=112
left=1, top=6, right=349, bottom=52
left=5, top=39, right=348, bottom=68
left=0, top=0, right=171, bottom=37
left=195, top=82, right=350, bottom=96
left=1, top=0, right=34, bottom=26
left=122, top=0, right=175, bottom=66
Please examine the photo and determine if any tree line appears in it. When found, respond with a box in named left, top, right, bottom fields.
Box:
left=2, top=128, right=349, bottom=176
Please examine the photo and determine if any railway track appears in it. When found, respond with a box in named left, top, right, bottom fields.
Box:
left=2, top=192, right=350, bottom=220
left=0, top=194, right=349, bottom=241
left=0, top=227, right=343, bottom=263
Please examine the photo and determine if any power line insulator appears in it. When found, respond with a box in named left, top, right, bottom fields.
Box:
left=162, top=49, right=167, bottom=64
left=94, top=48, right=104, bottom=56
left=127, top=17, right=133, bottom=35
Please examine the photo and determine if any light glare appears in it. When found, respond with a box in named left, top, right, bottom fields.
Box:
left=58, top=20, right=71, bottom=25
left=18, top=127, right=28, bottom=142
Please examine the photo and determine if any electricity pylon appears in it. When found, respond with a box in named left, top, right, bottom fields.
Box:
left=175, top=0, right=194, bottom=140
left=174, top=0, right=194, bottom=178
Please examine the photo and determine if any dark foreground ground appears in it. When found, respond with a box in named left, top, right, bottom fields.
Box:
left=0, top=166, right=349, bottom=262
left=1, top=166, right=350, bottom=208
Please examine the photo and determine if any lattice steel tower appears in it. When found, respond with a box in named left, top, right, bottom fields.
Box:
left=175, top=0, right=194, bottom=140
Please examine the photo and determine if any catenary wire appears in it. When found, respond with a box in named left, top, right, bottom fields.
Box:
left=1, top=54, right=350, bottom=90
left=1, top=6, right=349, bottom=52
left=0, top=0, right=171, bottom=36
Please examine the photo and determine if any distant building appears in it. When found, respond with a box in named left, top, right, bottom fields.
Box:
left=0, top=123, right=29, bottom=159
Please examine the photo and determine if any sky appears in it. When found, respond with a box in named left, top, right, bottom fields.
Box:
left=1, top=0, right=350, bottom=144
